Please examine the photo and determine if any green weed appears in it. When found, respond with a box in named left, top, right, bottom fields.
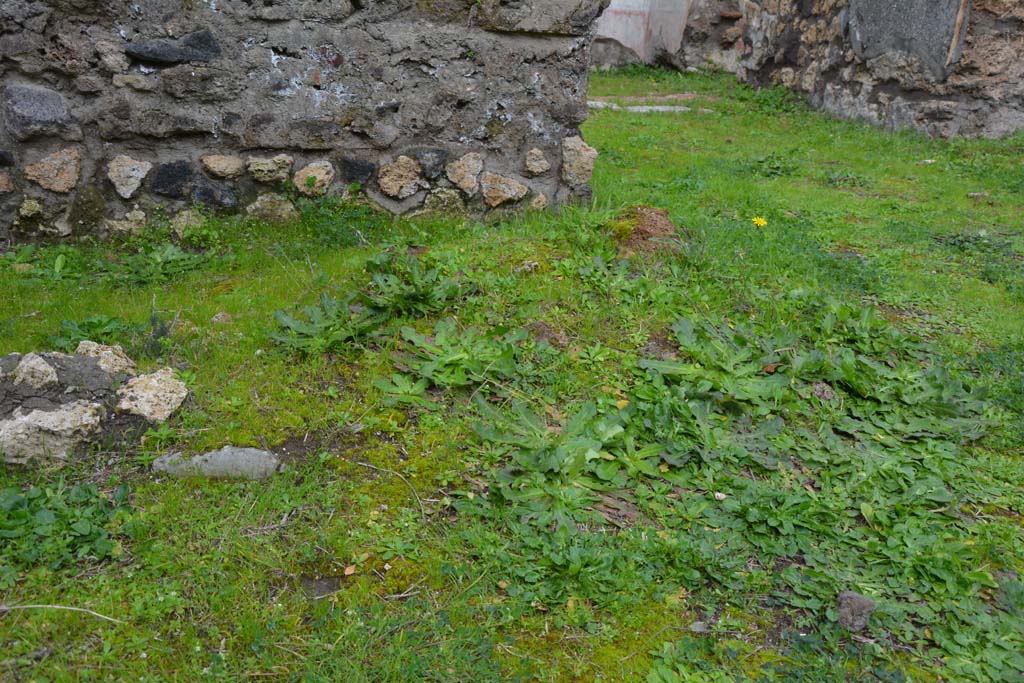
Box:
left=272, top=293, right=385, bottom=355
left=272, top=249, right=472, bottom=354
left=395, top=320, right=526, bottom=390
left=362, top=247, right=469, bottom=317
left=745, top=153, right=800, bottom=178
left=0, top=482, right=134, bottom=588
left=103, top=244, right=210, bottom=285
left=47, top=315, right=143, bottom=352
left=456, top=296, right=1020, bottom=679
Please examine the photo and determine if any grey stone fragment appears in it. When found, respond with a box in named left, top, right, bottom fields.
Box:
left=561, top=136, right=598, bottom=187
left=587, top=102, right=692, bottom=113
left=525, top=148, right=551, bottom=176
left=13, top=353, right=58, bottom=390
left=837, top=591, right=876, bottom=632
left=367, top=122, right=399, bottom=150
left=75, top=341, right=136, bottom=375
left=116, top=368, right=188, bottom=423
left=125, top=28, right=221, bottom=65
left=153, top=447, right=281, bottom=480
left=0, top=401, right=104, bottom=465
left=247, top=154, right=293, bottom=184
left=445, top=152, right=483, bottom=196
left=107, top=154, right=152, bottom=199
left=2, top=83, right=79, bottom=141
left=246, top=192, right=298, bottom=224
left=103, top=209, right=147, bottom=235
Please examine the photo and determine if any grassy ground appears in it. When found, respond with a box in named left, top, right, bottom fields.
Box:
left=1, top=67, right=1022, bottom=682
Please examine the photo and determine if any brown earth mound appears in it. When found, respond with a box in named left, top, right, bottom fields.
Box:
left=609, top=205, right=685, bottom=253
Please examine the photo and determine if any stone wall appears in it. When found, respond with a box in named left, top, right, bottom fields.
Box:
left=592, top=0, right=692, bottom=66
left=0, top=0, right=609, bottom=244
left=598, top=0, right=1024, bottom=139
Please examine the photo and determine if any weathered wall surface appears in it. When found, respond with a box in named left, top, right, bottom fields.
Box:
left=0, top=0, right=609, bottom=244
left=593, top=0, right=692, bottom=66
left=599, top=0, right=1024, bottom=139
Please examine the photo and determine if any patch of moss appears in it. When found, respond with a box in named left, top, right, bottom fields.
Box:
left=607, top=217, right=639, bottom=242
left=68, top=185, right=109, bottom=234
left=484, top=117, right=505, bottom=139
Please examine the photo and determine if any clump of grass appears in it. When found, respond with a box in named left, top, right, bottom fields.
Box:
left=822, top=169, right=871, bottom=189
left=271, top=248, right=473, bottom=355
left=272, top=293, right=385, bottom=355
left=47, top=311, right=181, bottom=360
left=744, top=153, right=800, bottom=178
left=48, top=315, right=143, bottom=352
left=296, top=194, right=392, bottom=246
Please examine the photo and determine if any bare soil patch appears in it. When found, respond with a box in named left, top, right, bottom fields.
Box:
left=611, top=205, right=685, bottom=253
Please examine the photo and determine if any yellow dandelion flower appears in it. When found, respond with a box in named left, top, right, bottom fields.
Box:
left=752, top=216, right=768, bottom=228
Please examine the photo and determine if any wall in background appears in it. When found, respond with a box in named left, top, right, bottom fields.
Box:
left=0, top=0, right=609, bottom=243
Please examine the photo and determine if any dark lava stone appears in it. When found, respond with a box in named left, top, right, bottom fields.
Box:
left=338, top=156, right=376, bottom=183
left=126, top=27, right=221, bottom=65
left=149, top=160, right=194, bottom=197
left=191, top=177, right=237, bottom=209
left=411, top=148, right=449, bottom=179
